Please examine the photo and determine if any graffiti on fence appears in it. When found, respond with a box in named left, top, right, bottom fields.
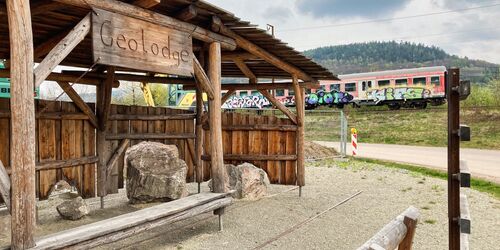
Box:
left=223, top=95, right=271, bottom=109
left=305, top=90, right=353, bottom=108
left=367, top=87, right=432, bottom=102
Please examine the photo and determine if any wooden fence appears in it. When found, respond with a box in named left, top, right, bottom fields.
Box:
left=202, top=112, right=298, bottom=185
left=0, top=101, right=298, bottom=202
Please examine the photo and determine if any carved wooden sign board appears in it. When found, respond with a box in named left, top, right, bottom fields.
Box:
left=92, top=8, right=193, bottom=76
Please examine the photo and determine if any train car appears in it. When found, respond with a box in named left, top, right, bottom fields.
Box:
left=316, top=66, right=447, bottom=109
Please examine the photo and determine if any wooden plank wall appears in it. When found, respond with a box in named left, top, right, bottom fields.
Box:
left=202, top=112, right=297, bottom=185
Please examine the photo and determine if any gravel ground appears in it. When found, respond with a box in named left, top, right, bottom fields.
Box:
left=1, top=159, right=499, bottom=249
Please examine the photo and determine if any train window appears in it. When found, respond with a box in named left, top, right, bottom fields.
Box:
left=251, top=90, right=259, bottom=96
left=378, top=80, right=390, bottom=87
left=413, top=77, right=426, bottom=85
left=395, top=79, right=408, bottom=86
left=330, top=84, right=340, bottom=91
left=431, top=76, right=440, bottom=86
left=289, top=89, right=295, bottom=96
left=275, top=89, right=285, bottom=96
left=362, top=81, right=367, bottom=91
left=240, top=91, right=248, bottom=97
left=367, top=81, right=373, bottom=88
left=345, top=83, right=356, bottom=92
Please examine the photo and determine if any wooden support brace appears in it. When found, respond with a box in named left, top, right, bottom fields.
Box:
left=195, top=87, right=204, bottom=184
left=0, top=160, right=11, bottom=213
left=57, top=81, right=99, bottom=128
left=175, top=4, right=198, bottom=21
left=34, top=13, right=91, bottom=87
left=54, top=0, right=237, bottom=50
left=292, top=75, right=305, bottom=187
left=221, top=90, right=235, bottom=104
left=212, top=16, right=313, bottom=81
left=106, top=139, right=130, bottom=177
left=233, top=59, right=257, bottom=84
left=193, top=57, right=215, bottom=100
left=259, top=90, right=297, bottom=124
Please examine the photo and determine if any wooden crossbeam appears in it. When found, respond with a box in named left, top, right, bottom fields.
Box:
left=31, top=0, right=65, bottom=16
left=109, top=113, right=196, bottom=121
left=222, top=52, right=259, bottom=61
left=233, top=59, right=257, bottom=83
left=175, top=4, right=197, bottom=21
left=132, top=0, right=160, bottom=9
left=57, top=81, right=98, bottom=128
left=55, top=0, right=237, bottom=50
left=0, top=160, right=11, bottom=213
left=193, top=57, right=215, bottom=100
left=221, top=90, right=235, bottom=104
left=259, top=90, right=297, bottom=124
left=106, top=133, right=196, bottom=140
left=184, top=82, right=319, bottom=91
left=106, top=139, right=130, bottom=177
left=62, top=70, right=195, bottom=85
left=34, top=13, right=91, bottom=87
left=212, top=16, right=313, bottom=81
left=0, top=69, right=120, bottom=87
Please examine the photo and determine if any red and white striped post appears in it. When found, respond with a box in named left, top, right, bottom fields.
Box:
left=351, top=128, right=358, bottom=156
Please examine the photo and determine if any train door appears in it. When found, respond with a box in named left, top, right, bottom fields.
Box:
left=358, top=81, right=367, bottom=99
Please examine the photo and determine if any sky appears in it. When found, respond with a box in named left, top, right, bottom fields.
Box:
left=210, top=0, right=500, bottom=64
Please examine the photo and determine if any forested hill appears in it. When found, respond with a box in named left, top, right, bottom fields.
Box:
left=303, top=41, right=499, bottom=83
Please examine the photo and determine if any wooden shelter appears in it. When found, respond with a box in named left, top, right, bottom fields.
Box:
left=0, top=0, right=337, bottom=249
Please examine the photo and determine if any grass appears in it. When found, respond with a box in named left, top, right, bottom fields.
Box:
left=305, top=106, right=500, bottom=150
left=424, top=219, right=437, bottom=224
left=354, top=158, right=500, bottom=199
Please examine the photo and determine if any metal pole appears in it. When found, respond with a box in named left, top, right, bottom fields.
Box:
left=218, top=214, right=223, bottom=231
left=100, top=196, right=104, bottom=209
left=447, top=68, right=461, bottom=249
left=339, top=111, right=344, bottom=157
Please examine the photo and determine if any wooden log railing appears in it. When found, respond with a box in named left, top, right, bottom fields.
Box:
left=358, top=206, right=420, bottom=250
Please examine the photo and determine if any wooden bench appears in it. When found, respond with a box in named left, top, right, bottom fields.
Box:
left=358, top=206, right=420, bottom=250
left=31, top=192, right=232, bottom=250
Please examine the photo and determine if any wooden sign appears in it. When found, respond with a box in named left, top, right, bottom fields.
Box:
left=92, top=8, right=193, bottom=76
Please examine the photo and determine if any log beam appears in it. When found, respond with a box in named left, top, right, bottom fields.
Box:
left=109, top=113, right=196, bottom=121
left=259, top=90, right=297, bottom=124
left=0, top=69, right=120, bottom=87
left=106, top=139, right=130, bottom=177
left=105, top=133, right=196, bottom=140
left=212, top=16, right=313, bottom=81
left=34, top=13, right=91, bottom=87
left=221, top=90, right=235, bottom=104
left=184, top=82, right=319, bottom=91
left=62, top=70, right=194, bottom=85
left=193, top=57, right=215, bottom=100
left=207, top=42, right=228, bottom=194
left=233, top=59, right=257, bottom=84
left=195, top=87, right=204, bottom=184
left=54, top=0, right=237, bottom=50
left=222, top=52, right=259, bottom=61
left=7, top=0, right=37, bottom=247
left=132, top=0, right=160, bottom=9
left=31, top=0, right=65, bottom=16
left=57, top=81, right=98, bottom=128
left=292, top=75, right=305, bottom=187
left=175, top=5, right=198, bottom=21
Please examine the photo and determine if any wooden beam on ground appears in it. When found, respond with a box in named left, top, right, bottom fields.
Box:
left=359, top=206, right=420, bottom=250
left=292, top=76, right=305, bottom=187
left=212, top=16, right=312, bottom=81
left=106, top=139, right=130, bottom=177
left=0, top=69, right=120, bottom=87
left=57, top=81, right=98, bottom=128
left=109, top=113, right=196, bottom=121
left=233, top=59, right=257, bottom=83
left=132, top=0, right=160, bottom=9
left=221, top=90, right=235, bottom=104
left=106, top=133, right=196, bottom=140
left=7, top=0, right=37, bottom=247
left=0, top=160, right=11, bottom=213
left=259, top=90, right=297, bottom=124
left=34, top=13, right=91, bottom=87
left=208, top=42, right=228, bottom=195
left=184, top=82, right=318, bottom=91
left=175, top=4, right=197, bottom=21
left=193, top=57, right=215, bottom=100
left=195, top=87, right=204, bottom=184
left=54, top=0, right=237, bottom=50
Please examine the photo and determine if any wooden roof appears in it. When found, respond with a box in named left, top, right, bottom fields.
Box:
left=0, top=0, right=337, bottom=80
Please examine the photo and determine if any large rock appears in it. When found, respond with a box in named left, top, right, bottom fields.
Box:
left=211, top=163, right=270, bottom=200
left=56, top=196, right=89, bottom=220
left=125, top=142, right=188, bottom=204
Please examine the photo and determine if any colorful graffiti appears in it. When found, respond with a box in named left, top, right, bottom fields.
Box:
left=276, top=95, right=295, bottom=107
left=367, top=87, right=432, bottom=102
left=305, top=90, right=353, bottom=109
left=222, top=95, right=271, bottom=109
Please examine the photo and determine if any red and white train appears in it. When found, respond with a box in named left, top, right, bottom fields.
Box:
left=314, top=66, right=447, bottom=109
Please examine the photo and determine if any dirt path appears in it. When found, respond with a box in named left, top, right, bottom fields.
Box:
left=316, top=141, right=500, bottom=183
left=2, top=160, right=498, bottom=249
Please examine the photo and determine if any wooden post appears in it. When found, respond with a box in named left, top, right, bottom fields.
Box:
left=207, top=42, right=227, bottom=197
left=6, top=0, right=37, bottom=248
left=96, top=67, right=115, bottom=208
left=195, top=86, right=204, bottom=192
left=292, top=75, right=305, bottom=193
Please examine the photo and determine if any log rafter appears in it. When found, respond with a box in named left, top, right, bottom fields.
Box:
left=233, top=59, right=257, bottom=84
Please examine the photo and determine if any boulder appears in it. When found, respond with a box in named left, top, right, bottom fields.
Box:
left=125, top=142, right=188, bottom=204
left=211, top=163, right=270, bottom=200
left=56, top=196, right=89, bottom=220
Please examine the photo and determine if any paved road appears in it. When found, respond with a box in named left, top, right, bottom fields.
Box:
left=315, top=141, right=500, bottom=183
